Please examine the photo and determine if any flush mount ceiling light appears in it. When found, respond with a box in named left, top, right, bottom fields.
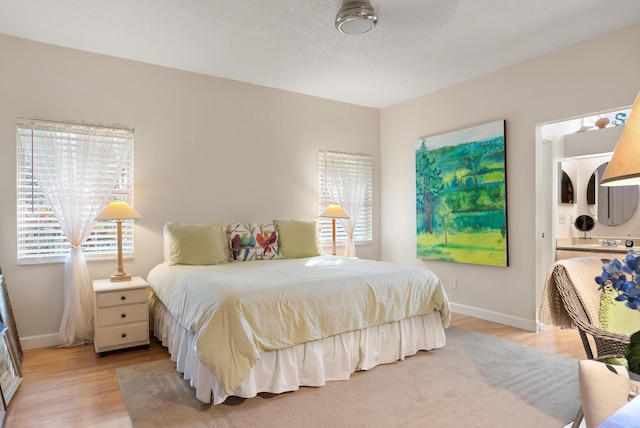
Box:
left=335, top=0, right=378, bottom=35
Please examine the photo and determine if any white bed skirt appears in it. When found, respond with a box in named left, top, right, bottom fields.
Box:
left=151, top=297, right=447, bottom=404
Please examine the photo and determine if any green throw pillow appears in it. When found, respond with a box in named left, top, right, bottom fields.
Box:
left=274, top=219, right=321, bottom=259
left=599, top=287, right=640, bottom=336
left=166, top=221, right=229, bottom=265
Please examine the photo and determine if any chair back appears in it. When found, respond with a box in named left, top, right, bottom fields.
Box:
left=542, top=257, right=632, bottom=428
left=554, top=257, right=605, bottom=328
left=543, top=256, right=630, bottom=361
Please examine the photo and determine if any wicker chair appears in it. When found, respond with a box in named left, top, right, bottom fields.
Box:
left=544, top=257, right=631, bottom=428
left=551, top=260, right=630, bottom=361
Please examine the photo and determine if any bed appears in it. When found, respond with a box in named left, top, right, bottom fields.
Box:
left=147, top=221, right=451, bottom=404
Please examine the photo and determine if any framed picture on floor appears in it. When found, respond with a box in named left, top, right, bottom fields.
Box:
left=0, top=272, right=22, bottom=363
left=0, top=385, right=5, bottom=427
left=0, top=322, right=22, bottom=405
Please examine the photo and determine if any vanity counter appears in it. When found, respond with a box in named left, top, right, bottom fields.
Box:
left=556, top=237, right=640, bottom=260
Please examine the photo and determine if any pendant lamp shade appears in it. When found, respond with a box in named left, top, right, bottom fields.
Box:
left=601, top=91, right=640, bottom=187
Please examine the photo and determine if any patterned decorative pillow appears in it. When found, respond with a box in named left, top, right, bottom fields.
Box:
left=258, top=223, right=284, bottom=260
left=227, top=223, right=283, bottom=262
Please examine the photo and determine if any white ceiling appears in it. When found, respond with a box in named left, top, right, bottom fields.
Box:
left=2, top=0, right=640, bottom=108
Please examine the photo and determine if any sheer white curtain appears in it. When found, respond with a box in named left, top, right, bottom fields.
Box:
left=325, top=152, right=371, bottom=257
left=19, top=120, right=132, bottom=347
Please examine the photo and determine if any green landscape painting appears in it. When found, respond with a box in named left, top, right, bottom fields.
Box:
left=416, top=120, right=508, bottom=267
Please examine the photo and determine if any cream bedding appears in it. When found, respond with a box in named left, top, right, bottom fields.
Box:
left=147, top=256, right=450, bottom=395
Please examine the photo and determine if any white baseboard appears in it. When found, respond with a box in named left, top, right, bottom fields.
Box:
left=20, top=333, right=59, bottom=350
left=450, top=302, right=538, bottom=332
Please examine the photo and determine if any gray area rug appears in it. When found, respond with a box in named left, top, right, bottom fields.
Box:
left=117, top=326, right=580, bottom=427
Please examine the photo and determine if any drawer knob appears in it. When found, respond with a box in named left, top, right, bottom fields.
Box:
left=120, top=296, right=126, bottom=301
left=121, top=313, right=126, bottom=318
left=121, top=333, right=127, bottom=338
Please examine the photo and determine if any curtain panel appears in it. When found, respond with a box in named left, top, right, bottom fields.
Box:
left=320, top=151, right=372, bottom=257
left=18, top=119, right=133, bottom=347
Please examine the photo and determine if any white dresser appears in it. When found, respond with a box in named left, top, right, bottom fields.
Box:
left=92, top=276, right=150, bottom=356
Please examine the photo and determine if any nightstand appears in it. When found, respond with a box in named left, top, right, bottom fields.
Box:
left=92, top=276, right=150, bottom=356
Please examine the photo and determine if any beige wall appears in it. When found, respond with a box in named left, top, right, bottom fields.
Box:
left=0, top=34, right=380, bottom=347
left=3, top=23, right=640, bottom=348
left=381, top=23, right=640, bottom=329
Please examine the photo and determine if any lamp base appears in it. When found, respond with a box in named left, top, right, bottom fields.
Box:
left=110, top=273, right=132, bottom=282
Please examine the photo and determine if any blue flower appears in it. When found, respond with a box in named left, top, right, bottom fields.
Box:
left=596, top=258, right=626, bottom=292
left=596, top=251, right=640, bottom=310
left=625, top=251, right=640, bottom=275
left=596, top=253, right=640, bottom=374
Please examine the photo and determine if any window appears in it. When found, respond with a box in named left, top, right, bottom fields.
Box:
left=17, top=119, right=134, bottom=264
left=318, top=150, right=373, bottom=244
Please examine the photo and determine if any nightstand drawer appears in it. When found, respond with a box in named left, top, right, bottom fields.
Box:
left=96, top=287, right=147, bottom=307
left=93, top=277, right=150, bottom=355
left=96, top=303, right=147, bottom=327
left=97, top=321, right=148, bottom=348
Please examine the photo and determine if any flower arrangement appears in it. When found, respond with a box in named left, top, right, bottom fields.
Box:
left=595, top=251, right=640, bottom=373
left=595, top=251, right=640, bottom=310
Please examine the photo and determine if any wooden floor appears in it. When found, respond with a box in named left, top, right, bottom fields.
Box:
left=6, top=313, right=587, bottom=427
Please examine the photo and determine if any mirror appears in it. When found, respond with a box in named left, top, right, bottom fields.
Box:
left=560, top=170, right=574, bottom=204
left=574, top=214, right=595, bottom=234
left=587, top=162, right=639, bottom=226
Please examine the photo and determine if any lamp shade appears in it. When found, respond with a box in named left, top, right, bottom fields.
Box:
left=320, top=203, right=350, bottom=219
left=96, top=201, right=142, bottom=220
left=601, top=91, right=640, bottom=187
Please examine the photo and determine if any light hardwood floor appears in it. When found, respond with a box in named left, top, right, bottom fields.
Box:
left=6, top=313, right=587, bottom=427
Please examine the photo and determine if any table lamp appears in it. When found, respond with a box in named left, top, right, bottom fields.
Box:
left=96, top=201, right=142, bottom=281
left=320, top=203, right=350, bottom=256
left=601, top=91, right=640, bottom=186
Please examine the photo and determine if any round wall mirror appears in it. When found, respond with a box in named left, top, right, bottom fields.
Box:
left=574, top=214, right=595, bottom=233
left=587, top=162, right=639, bottom=226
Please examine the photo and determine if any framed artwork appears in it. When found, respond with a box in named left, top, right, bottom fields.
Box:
left=0, top=385, right=5, bottom=428
left=0, top=323, right=21, bottom=405
left=0, top=273, right=21, bottom=363
left=416, top=120, right=508, bottom=267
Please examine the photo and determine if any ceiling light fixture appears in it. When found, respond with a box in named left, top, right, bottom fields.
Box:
left=335, top=0, right=378, bottom=35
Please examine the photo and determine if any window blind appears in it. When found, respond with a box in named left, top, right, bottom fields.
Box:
left=318, top=150, right=373, bottom=243
left=16, top=119, right=135, bottom=263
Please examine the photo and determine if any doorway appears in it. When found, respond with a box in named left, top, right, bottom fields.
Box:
left=534, top=107, right=631, bottom=331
